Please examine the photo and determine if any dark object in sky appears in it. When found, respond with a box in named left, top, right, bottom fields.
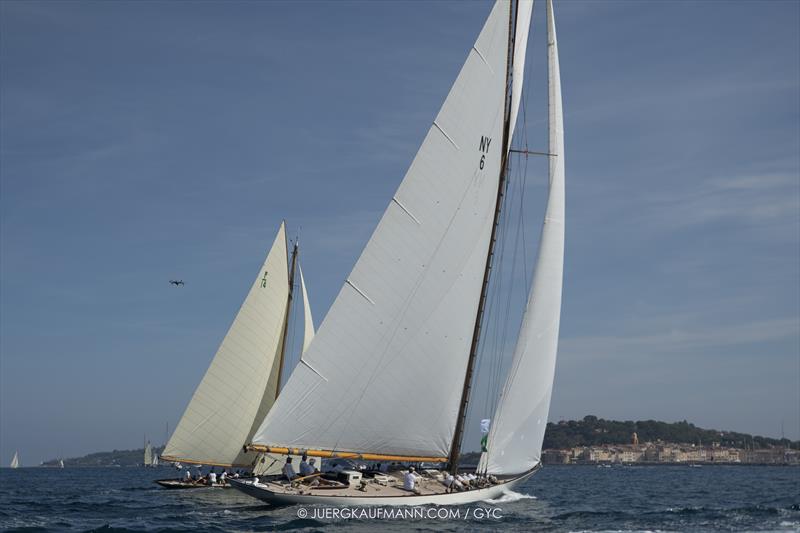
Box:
left=169, top=280, right=185, bottom=287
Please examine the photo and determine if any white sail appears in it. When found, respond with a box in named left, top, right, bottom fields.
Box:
left=58, top=459, right=64, bottom=469
left=253, top=1, right=513, bottom=459
left=144, top=442, right=153, bottom=466
left=299, top=264, right=315, bottom=354
left=152, top=453, right=159, bottom=466
left=10, top=451, right=19, bottom=469
left=162, top=223, right=290, bottom=467
left=485, top=0, right=564, bottom=475
left=508, top=0, right=533, bottom=145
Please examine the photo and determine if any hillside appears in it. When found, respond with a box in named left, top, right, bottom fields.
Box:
left=543, top=416, right=797, bottom=450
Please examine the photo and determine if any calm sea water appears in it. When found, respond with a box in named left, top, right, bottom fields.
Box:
left=0, top=465, right=798, bottom=532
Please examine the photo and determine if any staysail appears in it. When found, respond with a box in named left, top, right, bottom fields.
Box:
left=162, top=223, right=290, bottom=467
left=9, top=451, right=19, bottom=469
left=485, top=0, right=565, bottom=475
left=252, top=0, right=513, bottom=460
left=299, top=264, right=315, bottom=354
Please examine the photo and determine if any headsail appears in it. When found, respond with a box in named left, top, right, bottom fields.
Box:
left=252, top=0, right=512, bottom=459
left=162, top=223, right=291, bottom=467
left=484, top=0, right=565, bottom=475
left=10, top=451, right=19, bottom=469
left=299, top=264, right=315, bottom=354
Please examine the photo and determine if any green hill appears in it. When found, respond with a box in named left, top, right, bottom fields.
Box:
left=543, top=416, right=797, bottom=449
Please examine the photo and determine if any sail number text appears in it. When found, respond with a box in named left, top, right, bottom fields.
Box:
left=478, top=135, right=492, bottom=170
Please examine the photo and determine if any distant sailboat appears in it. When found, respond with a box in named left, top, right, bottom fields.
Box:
left=230, top=0, right=565, bottom=506
left=58, top=459, right=64, bottom=469
left=9, top=451, right=19, bottom=469
left=152, top=453, right=159, bottom=467
left=144, top=441, right=153, bottom=467
left=158, top=222, right=316, bottom=484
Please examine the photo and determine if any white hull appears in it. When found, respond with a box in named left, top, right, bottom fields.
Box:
left=229, top=469, right=536, bottom=506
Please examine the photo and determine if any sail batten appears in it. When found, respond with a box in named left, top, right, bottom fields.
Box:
left=252, top=1, right=513, bottom=458
left=162, top=223, right=290, bottom=467
left=484, top=0, right=564, bottom=475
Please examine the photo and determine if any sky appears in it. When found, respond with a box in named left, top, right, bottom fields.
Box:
left=1, top=0, right=798, bottom=466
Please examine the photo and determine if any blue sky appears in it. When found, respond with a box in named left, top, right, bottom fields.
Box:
left=1, top=0, right=798, bottom=465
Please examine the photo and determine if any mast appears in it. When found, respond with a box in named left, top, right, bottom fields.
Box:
left=448, top=0, right=518, bottom=474
left=274, top=236, right=299, bottom=397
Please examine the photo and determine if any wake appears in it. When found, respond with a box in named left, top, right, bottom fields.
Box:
left=485, top=489, right=537, bottom=504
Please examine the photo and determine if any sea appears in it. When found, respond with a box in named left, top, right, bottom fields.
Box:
left=0, top=465, right=798, bottom=532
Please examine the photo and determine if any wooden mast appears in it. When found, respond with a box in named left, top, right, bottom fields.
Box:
left=274, top=235, right=299, bottom=397
left=448, top=0, right=518, bottom=475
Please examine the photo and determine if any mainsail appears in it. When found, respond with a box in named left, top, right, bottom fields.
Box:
left=162, top=223, right=291, bottom=467
left=252, top=1, right=514, bottom=460
left=9, top=451, right=19, bottom=469
left=484, top=0, right=565, bottom=475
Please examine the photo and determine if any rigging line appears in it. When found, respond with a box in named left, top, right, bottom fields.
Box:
left=479, top=159, right=514, bottom=417
left=480, top=153, right=519, bottom=420
left=491, top=154, right=528, bottom=414
left=485, top=157, right=518, bottom=415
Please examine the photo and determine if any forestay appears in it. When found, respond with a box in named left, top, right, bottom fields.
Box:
left=252, top=1, right=512, bottom=459
left=162, top=223, right=290, bottom=467
left=485, top=0, right=564, bottom=475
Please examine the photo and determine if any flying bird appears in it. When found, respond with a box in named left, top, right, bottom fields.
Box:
left=169, top=280, right=185, bottom=287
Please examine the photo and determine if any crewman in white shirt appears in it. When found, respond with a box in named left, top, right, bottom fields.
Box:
left=403, top=467, right=420, bottom=493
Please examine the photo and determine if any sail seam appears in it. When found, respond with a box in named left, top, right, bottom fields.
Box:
left=432, top=121, right=460, bottom=150
left=345, top=278, right=375, bottom=305
left=392, top=197, right=422, bottom=225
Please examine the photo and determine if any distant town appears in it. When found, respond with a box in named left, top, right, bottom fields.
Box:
left=542, top=416, right=799, bottom=465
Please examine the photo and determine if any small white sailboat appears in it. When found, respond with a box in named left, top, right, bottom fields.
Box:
left=231, top=0, right=565, bottom=506
left=144, top=441, right=153, bottom=467
left=152, top=453, right=159, bottom=467
left=157, top=222, right=316, bottom=488
left=58, top=459, right=64, bottom=469
left=9, top=451, right=19, bottom=469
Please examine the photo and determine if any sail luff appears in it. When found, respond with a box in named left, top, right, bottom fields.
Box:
left=299, top=264, right=315, bottom=354
left=448, top=0, right=519, bottom=475
left=484, top=0, right=564, bottom=475
left=162, top=223, right=290, bottom=467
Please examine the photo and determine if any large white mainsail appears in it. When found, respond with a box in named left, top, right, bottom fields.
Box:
left=162, top=223, right=290, bottom=467
left=252, top=1, right=513, bottom=460
left=484, top=0, right=564, bottom=475
left=10, top=451, right=19, bottom=469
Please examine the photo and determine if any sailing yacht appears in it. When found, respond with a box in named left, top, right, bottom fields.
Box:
left=157, top=222, right=316, bottom=487
left=144, top=441, right=153, bottom=467
left=230, top=0, right=565, bottom=506
left=9, top=451, right=19, bottom=469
